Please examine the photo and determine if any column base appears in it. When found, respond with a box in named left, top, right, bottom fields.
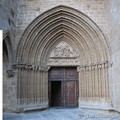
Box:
left=16, top=102, right=48, bottom=112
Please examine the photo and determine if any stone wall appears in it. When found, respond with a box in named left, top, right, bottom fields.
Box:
left=1, top=0, right=120, bottom=112
left=0, top=0, right=18, bottom=112
left=0, top=0, right=18, bottom=46
left=104, top=0, right=120, bottom=112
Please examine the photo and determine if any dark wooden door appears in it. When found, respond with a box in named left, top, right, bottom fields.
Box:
left=65, top=81, right=78, bottom=107
left=49, top=67, right=78, bottom=107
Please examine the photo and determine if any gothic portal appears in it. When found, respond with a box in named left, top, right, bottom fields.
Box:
left=9, top=6, right=113, bottom=112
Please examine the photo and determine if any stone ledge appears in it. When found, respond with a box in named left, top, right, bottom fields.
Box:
left=23, top=106, right=48, bottom=112
left=17, top=105, right=48, bottom=113
left=79, top=102, right=113, bottom=111
left=16, top=102, right=49, bottom=112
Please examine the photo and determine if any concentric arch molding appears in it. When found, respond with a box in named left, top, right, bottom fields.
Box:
left=16, top=5, right=111, bottom=66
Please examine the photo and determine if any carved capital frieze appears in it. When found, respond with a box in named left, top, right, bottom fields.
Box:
left=98, top=63, right=102, bottom=69
left=14, top=62, right=50, bottom=72
left=77, top=66, right=85, bottom=72
left=7, top=70, right=15, bottom=77
left=91, top=64, right=96, bottom=70
left=77, top=61, right=113, bottom=72
left=85, top=66, right=90, bottom=71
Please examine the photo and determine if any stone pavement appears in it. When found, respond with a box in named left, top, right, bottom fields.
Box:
left=3, top=108, right=120, bottom=120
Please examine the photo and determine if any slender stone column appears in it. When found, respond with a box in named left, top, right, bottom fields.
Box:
left=108, top=62, right=113, bottom=105
left=98, top=64, right=101, bottom=102
left=37, top=70, right=40, bottom=103
left=27, top=69, right=30, bottom=104
left=102, top=64, right=105, bottom=101
left=44, top=71, right=48, bottom=103
left=93, top=65, right=95, bottom=101
left=89, top=66, right=92, bottom=101
left=91, top=66, right=93, bottom=101
left=91, top=67, right=94, bottom=101
left=23, top=68, right=26, bottom=105
left=20, top=68, right=24, bottom=105
left=79, top=72, right=82, bottom=100
left=40, top=71, right=42, bottom=103
left=17, top=68, right=21, bottom=105
left=86, top=66, right=88, bottom=101
left=36, top=70, right=39, bottom=103
left=83, top=68, right=87, bottom=101
left=79, top=67, right=84, bottom=101
left=95, top=65, right=99, bottom=101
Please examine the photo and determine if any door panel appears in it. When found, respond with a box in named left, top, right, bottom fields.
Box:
left=65, top=81, right=78, bottom=107
left=65, top=67, right=78, bottom=80
left=49, top=67, right=64, bottom=80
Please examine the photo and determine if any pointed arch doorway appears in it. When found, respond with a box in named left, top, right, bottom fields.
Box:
left=16, top=5, right=111, bottom=111
left=48, top=67, right=79, bottom=108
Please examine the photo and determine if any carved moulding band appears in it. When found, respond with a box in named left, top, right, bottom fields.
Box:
left=13, top=63, right=50, bottom=72
left=77, top=61, right=113, bottom=72
left=47, top=57, right=80, bottom=66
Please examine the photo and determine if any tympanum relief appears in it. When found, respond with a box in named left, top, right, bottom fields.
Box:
left=47, top=41, right=80, bottom=66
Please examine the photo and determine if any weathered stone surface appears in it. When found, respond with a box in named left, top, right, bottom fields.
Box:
left=104, top=0, right=120, bottom=112
left=1, top=0, right=120, bottom=113
left=2, top=0, right=18, bottom=112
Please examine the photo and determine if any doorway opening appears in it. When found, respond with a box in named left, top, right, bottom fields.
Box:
left=51, top=81, right=61, bottom=107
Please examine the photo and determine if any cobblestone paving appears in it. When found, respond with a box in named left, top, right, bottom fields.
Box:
left=3, top=108, right=120, bottom=120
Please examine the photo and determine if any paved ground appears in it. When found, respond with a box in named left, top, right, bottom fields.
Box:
left=3, top=108, right=120, bottom=120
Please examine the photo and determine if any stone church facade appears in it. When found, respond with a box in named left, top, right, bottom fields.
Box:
left=1, top=0, right=120, bottom=113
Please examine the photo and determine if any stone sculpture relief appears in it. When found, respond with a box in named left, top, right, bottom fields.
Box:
left=50, top=41, right=78, bottom=58
left=48, top=41, right=80, bottom=66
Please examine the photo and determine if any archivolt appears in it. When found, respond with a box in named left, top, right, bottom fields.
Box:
left=16, top=5, right=111, bottom=66
left=15, top=6, right=112, bottom=109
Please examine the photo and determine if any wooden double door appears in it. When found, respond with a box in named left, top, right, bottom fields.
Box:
left=49, top=67, right=79, bottom=108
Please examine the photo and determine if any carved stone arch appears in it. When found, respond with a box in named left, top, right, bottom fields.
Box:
left=46, top=37, right=80, bottom=59
left=42, top=35, right=81, bottom=66
left=15, top=5, right=112, bottom=111
left=16, top=5, right=111, bottom=64
left=3, top=33, right=14, bottom=77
